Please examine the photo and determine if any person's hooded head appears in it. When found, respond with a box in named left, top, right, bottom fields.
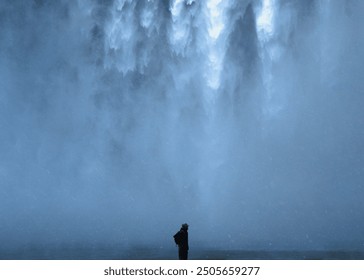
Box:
left=181, top=223, right=189, bottom=231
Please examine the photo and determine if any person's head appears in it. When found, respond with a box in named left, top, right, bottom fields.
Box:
left=182, top=223, right=189, bottom=230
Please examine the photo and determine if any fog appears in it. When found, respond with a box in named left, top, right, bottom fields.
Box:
left=1, top=0, right=364, bottom=253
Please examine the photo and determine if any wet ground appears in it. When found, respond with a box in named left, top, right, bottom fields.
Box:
left=1, top=245, right=364, bottom=260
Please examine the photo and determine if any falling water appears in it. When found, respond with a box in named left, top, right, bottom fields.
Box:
left=1, top=0, right=364, bottom=256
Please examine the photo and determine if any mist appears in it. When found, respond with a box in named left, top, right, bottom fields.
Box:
left=1, top=0, right=364, bottom=254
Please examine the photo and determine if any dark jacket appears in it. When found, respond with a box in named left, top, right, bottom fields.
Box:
left=174, top=228, right=189, bottom=250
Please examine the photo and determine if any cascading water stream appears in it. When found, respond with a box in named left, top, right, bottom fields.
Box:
left=0, top=0, right=364, bottom=254
left=205, top=0, right=226, bottom=91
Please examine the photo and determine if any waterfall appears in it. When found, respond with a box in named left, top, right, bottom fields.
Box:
left=0, top=0, right=364, bottom=251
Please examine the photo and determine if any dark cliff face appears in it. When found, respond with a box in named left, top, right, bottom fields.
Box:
left=0, top=0, right=363, bottom=251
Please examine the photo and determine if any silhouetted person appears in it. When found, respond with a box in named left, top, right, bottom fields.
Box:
left=173, top=223, right=189, bottom=260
